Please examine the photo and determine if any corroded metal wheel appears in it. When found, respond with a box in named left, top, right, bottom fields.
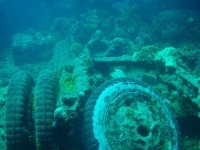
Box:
left=82, top=78, right=180, bottom=150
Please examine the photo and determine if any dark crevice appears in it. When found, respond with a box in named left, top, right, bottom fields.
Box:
left=177, top=115, right=200, bottom=138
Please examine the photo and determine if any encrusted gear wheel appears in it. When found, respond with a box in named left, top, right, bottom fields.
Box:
left=82, top=78, right=180, bottom=150
left=4, top=71, right=34, bottom=150
left=35, top=70, right=56, bottom=150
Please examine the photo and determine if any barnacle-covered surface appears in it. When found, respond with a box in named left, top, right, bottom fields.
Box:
left=0, top=0, right=200, bottom=149
left=106, top=91, right=176, bottom=150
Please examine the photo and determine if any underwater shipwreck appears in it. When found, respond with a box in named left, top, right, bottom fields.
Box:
left=0, top=0, right=200, bottom=150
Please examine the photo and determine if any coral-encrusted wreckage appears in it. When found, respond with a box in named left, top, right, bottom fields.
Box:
left=1, top=0, right=200, bottom=149
left=82, top=78, right=180, bottom=149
